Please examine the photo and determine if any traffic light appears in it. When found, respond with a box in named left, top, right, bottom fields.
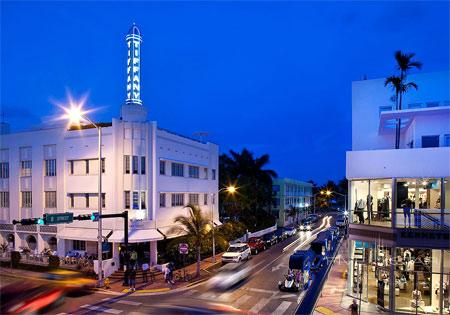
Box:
left=12, top=217, right=45, bottom=225
left=74, top=214, right=92, bottom=221
left=91, top=212, right=99, bottom=222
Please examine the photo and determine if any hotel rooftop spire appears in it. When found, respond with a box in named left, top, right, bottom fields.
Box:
left=126, top=23, right=143, bottom=106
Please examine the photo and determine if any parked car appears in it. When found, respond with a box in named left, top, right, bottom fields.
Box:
left=262, top=233, right=278, bottom=247
left=274, top=228, right=288, bottom=242
left=299, top=218, right=313, bottom=231
left=221, top=243, right=251, bottom=264
left=308, top=214, right=319, bottom=223
left=336, top=214, right=348, bottom=227
left=247, top=237, right=266, bottom=254
left=284, top=227, right=297, bottom=237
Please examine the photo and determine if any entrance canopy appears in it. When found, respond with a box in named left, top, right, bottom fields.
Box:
left=109, top=229, right=164, bottom=243
left=57, top=228, right=111, bottom=242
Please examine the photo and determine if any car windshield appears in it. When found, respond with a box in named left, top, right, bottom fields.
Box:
left=227, top=246, right=242, bottom=252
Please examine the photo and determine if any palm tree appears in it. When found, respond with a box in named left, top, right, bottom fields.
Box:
left=385, top=51, right=422, bottom=149
left=168, top=204, right=210, bottom=278
left=286, top=206, right=299, bottom=225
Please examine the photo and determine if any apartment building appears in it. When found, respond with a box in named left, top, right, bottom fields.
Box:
left=346, top=71, right=450, bottom=314
left=0, top=24, right=219, bottom=268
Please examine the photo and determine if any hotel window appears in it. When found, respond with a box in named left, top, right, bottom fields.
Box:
left=69, top=194, right=74, bottom=208
left=101, top=158, right=105, bottom=173
left=73, top=240, right=86, bottom=251
left=102, top=193, right=106, bottom=208
left=160, top=160, right=166, bottom=175
left=85, top=193, right=90, bottom=208
left=172, top=193, right=184, bottom=207
left=0, top=192, right=9, bottom=208
left=0, top=162, right=8, bottom=179
left=21, top=191, right=32, bottom=208
left=132, top=192, right=139, bottom=209
left=171, top=163, right=184, bottom=177
left=141, top=191, right=146, bottom=209
left=124, top=155, right=130, bottom=174
left=132, top=156, right=138, bottom=174
left=204, top=168, right=208, bottom=179
left=212, top=194, right=216, bottom=205
left=189, top=166, right=199, bottom=178
left=69, top=160, right=74, bottom=174
left=160, top=193, right=166, bottom=208
left=212, top=169, right=216, bottom=180
left=189, top=194, right=199, bottom=205
left=20, top=161, right=32, bottom=177
left=45, top=159, right=56, bottom=176
left=124, top=191, right=130, bottom=209
left=204, top=193, right=208, bottom=205
left=141, top=157, right=146, bottom=174
left=45, top=191, right=57, bottom=208
left=85, top=160, right=90, bottom=174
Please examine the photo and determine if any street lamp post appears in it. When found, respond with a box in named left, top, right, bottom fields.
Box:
left=66, top=106, right=104, bottom=286
left=213, top=186, right=236, bottom=263
left=312, top=191, right=326, bottom=214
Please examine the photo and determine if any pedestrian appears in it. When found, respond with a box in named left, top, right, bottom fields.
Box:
left=164, top=265, right=171, bottom=284
left=129, top=266, right=136, bottom=292
left=130, top=249, right=138, bottom=268
left=142, top=262, right=149, bottom=283
left=348, top=299, right=358, bottom=315
left=168, top=262, right=174, bottom=284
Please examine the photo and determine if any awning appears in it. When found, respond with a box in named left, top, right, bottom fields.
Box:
left=109, top=229, right=164, bottom=243
left=157, top=226, right=187, bottom=239
left=57, top=228, right=110, bottom=242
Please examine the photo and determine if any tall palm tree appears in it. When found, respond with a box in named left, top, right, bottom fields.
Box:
left=168, top=204, right=210, bottom=278
left=286, top=206, right=299, bottom=225
left=385, top=51, right=422, bottom=149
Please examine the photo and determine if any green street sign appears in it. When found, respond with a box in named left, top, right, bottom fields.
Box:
left=44, top=212, right=74, bottom=224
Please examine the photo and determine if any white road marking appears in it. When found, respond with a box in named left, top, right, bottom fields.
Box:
left=199, top=292, right=217, bottom=300
left=235, top=294, right=252, bottom=307
left=183, top=289, right=198, bottom=296
left=81, top=304, right=123, bottom=314
left=277, top=293, right=298, bottom=299
left=101, top=298, right=142, bottom=306
left=248, top=288, right=278, bottom=294
left=55, top=313, right=68, bottom=315
left=249, top=297, right=270, bottom=313
left=271, top=301, right=292, bottom=315
left=217, top=292, right=232, bottom=302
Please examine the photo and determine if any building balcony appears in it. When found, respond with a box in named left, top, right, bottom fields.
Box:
left=346, top=146, right=450, bottom=179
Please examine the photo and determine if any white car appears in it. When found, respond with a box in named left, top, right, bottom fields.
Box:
left=299, top=219, right=312, bottom=231
left=221, top=243, right=251, bottom=264
left=207, top=263, right=251, bottom=290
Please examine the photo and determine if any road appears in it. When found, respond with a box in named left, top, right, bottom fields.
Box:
left=4, top=216, right=332, bottom=315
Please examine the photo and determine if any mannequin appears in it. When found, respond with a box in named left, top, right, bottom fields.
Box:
left=355, top=199, right=366, bottom=224
left=367, top=195, right=373, bottom=221
left=402, top=198, right=412, bottom=228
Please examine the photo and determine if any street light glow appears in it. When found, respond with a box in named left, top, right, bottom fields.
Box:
left=226, top=186, right=236, bottom=194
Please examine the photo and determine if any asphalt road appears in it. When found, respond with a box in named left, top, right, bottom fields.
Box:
left=6, top=216, right=332, bottom=315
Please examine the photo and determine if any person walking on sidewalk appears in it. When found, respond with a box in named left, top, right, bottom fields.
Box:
left=348, top=299, right=358, bottom=315
left=129, top=266, right=137, bottom=292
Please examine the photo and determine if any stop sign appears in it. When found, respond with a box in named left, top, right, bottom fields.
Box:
left=179, top=243, right=189, bottom=254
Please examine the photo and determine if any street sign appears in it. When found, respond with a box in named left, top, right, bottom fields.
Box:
left=179, top=243, right=189, bottom=255
left=91, top=212, right=100, bottom=222
left=102, top=242, right=111, bottom=252
left=44, top=212, right=74, bottom=224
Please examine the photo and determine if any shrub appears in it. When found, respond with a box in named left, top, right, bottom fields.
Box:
left=11, top=251, right=21, bottom=268
left=48, top=255, right=60, bottom=268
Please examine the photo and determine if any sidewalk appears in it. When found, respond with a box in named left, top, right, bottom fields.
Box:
left=1, top=253, right=223, bottom=296
left=314, top=240, right=380, bottom=315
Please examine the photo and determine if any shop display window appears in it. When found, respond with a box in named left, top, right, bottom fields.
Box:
left=350, top=179, right=392, bottom=227
left=395, top=178, right=442, bottom=229
left=444, top=178, right=450, bottom=229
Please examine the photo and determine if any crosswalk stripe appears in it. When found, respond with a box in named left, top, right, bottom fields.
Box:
left=217, top=292, right=232, bottom=302
left=249, top=297, right=270, bottom=313
left=81, top=304, right=122, bottom=314
left=199, top=292, right=217, bottom=300
left=248, top=288, right=278, bottom=294
left=101, top=298, right=142, bottom=306
left=183, top=289, right=197, bottom=296
left=235, top=294, right=252, bottom=307
left=271, top=301, right=291, bottom=315
left=55, top=313, right=68, bottom=315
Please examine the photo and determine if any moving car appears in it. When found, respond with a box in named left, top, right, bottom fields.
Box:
left=299, top=218, right=312, bottom=231
left=336, top=214, right=348, bottom=227
left=284, top=226, right=297, bottom=237
left=262, top=233, right=277, bottom=247
left=247, top=237, right=266, bottom=254
left=221, top=243, right=251, bottom=264
left=207, top=263, right=252, bottom=290
left=308, top=214, right=319, bottom=223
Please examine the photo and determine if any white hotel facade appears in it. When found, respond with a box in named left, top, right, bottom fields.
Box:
left=346, top=71, right=450, bottom=314
left=0, top=25, right=219, bottom=267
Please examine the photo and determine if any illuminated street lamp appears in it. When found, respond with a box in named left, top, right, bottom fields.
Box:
left=211, top=185, right=237, bottom=262
left=64, top=104, right=104, bottom=287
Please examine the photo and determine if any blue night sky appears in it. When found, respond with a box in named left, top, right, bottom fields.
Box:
left=1, top=1, right=449, bottom=184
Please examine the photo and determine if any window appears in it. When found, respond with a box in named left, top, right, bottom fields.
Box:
left=132, top=156, right=138, bottom=174
left=212, top=169, right=216, bottom=180
left=171, top=163, right=184, bottom=177
left=124, top=155, right=130, bottom=174
left=69, top=194, right=74, bottom=208
left=141, top=157, right=146, bottom=174
left=273, top=185, right=280, bottom=192
left=132, top=192, right=139, bottom=209
left=21, top=191, right=32, bottom=208
left=85, top=193, right=90, bottom=208
left=204, top=193, right=208, bottom=205
left=85, top=160, right=90, bottom=174
left=45, top=159, right=56, bottom=176
left=160, top=160, right=166, bottom=175
left=444, top=134, right=450, bottom=147
left=422, top=135, right=440, bottom=148
left=101, top=193, right=105, bottom=208
left=189, top=166, right=199, bottom=178
left=212, top=194, right=216, bottom=205
left=172, top=193, right=184, bottom=206
left=160, top=193, right=166, bottom=208
left=21, top=161, right=32, bottom=177
left=204, top=168, right=208, bottom=179
left=0, top=162, right=9, bottom=179
left=45, top=191, right=57, bottom=208
left=101, top=158, right=105, bottom=173
left=124, top=191, right=130, bottom=209
left=73, top=240, right=86, bottom=251
left=69, top=161, right=74, bottom=174
left=140, top=191, right=146, bottom=209
left=0, top=192, right=9, bottom=207
left=189, top=194, right=199, bottom=205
